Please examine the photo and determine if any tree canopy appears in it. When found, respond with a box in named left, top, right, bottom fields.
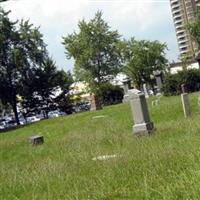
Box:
left=122, top=38, right=167, bottom=89
left=0, top=8, right=47, bottom=124
left=21, top=57, right=73, bottom=118
left=63, top=11, right=123, bottom=97
left=0, top=8, right=73, bottom=123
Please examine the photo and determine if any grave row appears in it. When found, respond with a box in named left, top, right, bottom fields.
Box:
left=30, top=83, right=198, bottom=145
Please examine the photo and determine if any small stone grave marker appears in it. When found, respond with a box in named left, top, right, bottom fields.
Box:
left=92, top=154, right=119, bottom=161
left=152, top=99, right=159, bottom=107
left=92, top=115, right=107, bottom=119
left=90, top=94, right=102, bottom=111
left=143, top=83, right=149, bottom=98
left=181, top=84, right=190, bottom=118
left=29, top=135, right=44, bottom=145
left=122, top=79, right=131, bottom=103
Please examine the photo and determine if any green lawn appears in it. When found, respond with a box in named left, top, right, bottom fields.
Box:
left=1, top=93, right=200, bottom=199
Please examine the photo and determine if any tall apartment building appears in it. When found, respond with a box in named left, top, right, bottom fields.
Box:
left=170, top=0, right=200, bottom=59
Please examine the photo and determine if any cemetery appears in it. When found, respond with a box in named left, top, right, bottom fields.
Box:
left=1, top=92, right=200, bottom=199
left=1, top=0, right=200, bottom=199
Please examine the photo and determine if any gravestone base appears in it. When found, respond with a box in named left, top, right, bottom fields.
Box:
left=29, top=135, right=44, bottom=145
left=123, top=94, right=129, bottom=103
left=133, top=122, right=154, bottom=135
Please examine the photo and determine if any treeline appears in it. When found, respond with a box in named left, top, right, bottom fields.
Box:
left=1, top=6, right=200, bottom=123
left=62, top=11, right=168, bottom=103
left=162, top=6, right=200, bottom=96
left=0, top=8, right=168, bottom=123
left=0, top=9, right=73, bottom=124
left=162, top=69, right=200, bottom=96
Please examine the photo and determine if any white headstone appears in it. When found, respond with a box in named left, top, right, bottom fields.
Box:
left=128, top=89, right=154, bottom=135
left=143, top=83, right=149, bottom=98
left=181, top=93, right=190, bottom=118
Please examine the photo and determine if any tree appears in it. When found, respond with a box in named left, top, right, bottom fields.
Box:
left=21, top=57, right=73, bottom=118
left=122, top=38, right=167, bottom=89
left=100, top=82, right=123, bottom=105
left=187, top=6, right=200, bottom=50
left=63, top=11, right=123, bottom=105
left=180, top=53, right=190, bottom=71
left=53, top=70, right=74, bottom=114
left=0, top=8, right=47, bottom=124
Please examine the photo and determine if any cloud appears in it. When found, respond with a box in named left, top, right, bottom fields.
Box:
left=2, top=0, right=179, bottom=70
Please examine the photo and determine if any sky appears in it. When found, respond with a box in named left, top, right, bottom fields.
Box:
left=1, top=0, right=179, bottom=72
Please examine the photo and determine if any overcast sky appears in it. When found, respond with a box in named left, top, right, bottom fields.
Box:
left=2, top=0, right=179, bottom=71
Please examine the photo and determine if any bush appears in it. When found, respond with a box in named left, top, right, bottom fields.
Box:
left=162, top=69, right=200, bottom=96
left=100, top=83, right=124, bottom=105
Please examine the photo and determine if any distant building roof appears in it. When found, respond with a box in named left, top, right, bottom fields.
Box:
left=169, top=60, right=199, bottom=74
left=169, top=60, right=197, bottom=68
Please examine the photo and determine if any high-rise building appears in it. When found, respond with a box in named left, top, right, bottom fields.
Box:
left=170, top=0, right=200, bottom=59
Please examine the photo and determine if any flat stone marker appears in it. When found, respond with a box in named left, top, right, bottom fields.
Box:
left=128, top=89, right=154, bottom=135
left=29, top=135, right=44, bottom=145
left=92, top=154, right=119, bottom=161
left=92, top=115, right=107, bottom=119
left=181, top=84, right=190, bottom=118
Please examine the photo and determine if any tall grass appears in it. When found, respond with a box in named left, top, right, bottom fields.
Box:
left=1, top=93, right=200, bottom=199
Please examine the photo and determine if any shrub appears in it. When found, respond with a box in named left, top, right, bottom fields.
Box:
left=162, top=69, right=200, bottom=96
left=100, top=83, right=124, bottom=105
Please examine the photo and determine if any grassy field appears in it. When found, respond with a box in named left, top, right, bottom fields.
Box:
left=1, top=93, right=200, bottom=199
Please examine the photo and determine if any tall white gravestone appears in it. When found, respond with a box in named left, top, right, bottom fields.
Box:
left=128, top=89, right=154, bottom=135
left=122, top=79, right=131, bottom=103
left=181, top=84, right=190, bottom=118
left=143, top=83, right=149, bottom=98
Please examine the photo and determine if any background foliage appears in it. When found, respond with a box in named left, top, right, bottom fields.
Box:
left=162, top=69, right=200, bottom=96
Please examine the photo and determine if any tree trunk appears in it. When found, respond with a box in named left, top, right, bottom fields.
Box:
left=7, top=70, right=20, bottom=125
left=12, top=100, right=20, bottom=125
left=96, top=82, right=103, bottom=110
left=45, top=110, right=49, bottom=119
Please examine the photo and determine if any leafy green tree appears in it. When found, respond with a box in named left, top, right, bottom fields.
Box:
left=0, top=8, right=47, bottom=124
left=162, top=69, right=200, bottom=96
left=63, top=11, right=123, bottom=104
left=21, top=58, right=73, bottom=118
left=180, top=53, right=190, bottom=71
left=0, top=9, right=22, bottom=124
left=122, top=38, right=167, bottom=89
left=100, top=82, right=123, bottom=105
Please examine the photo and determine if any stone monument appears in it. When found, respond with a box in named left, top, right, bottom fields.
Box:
left=181, top=84, right=190, bottom=118
left=128, top=89, right=154, bottom=135
left=29, top=135, right=44, bottom=145
left=143, top=83, right=149, bottom=98
left=122, top=79, right=131, bottom=103
left=153, top=70, right=163, bottom=93
left=90, top=94, right=102, bottom=111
